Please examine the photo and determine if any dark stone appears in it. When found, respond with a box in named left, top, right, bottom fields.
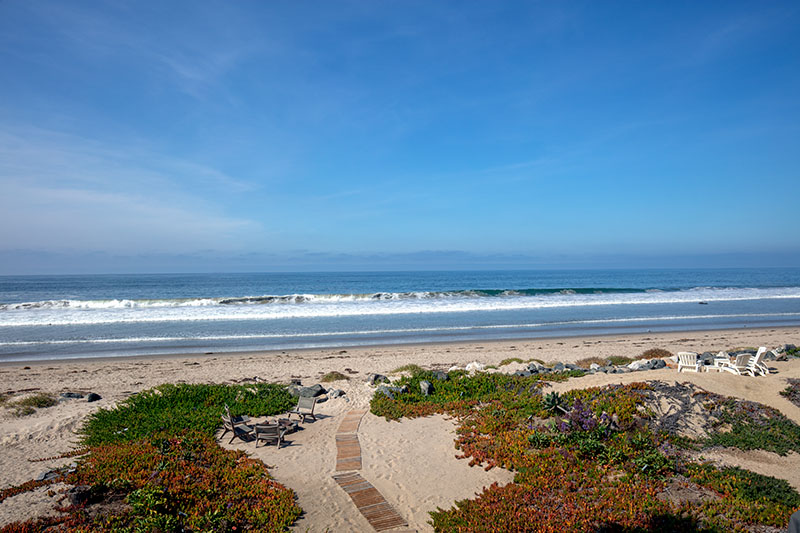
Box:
left=367, top=373, right=390, bottom=385
left=514, top=370, right=532, bottom=378
left=652, top=359, right=667, bottom=369
left=420, top=380, right=433, bottom=396
left=565, top=363, right=580, bottom=371
left=60, top=392, right=84, bottom=399
left=67, top=485, right=94, bottom=507
left=782, top=343, right=796, bottom=353
left=376, top=385, right=408, bottom=400
left=553, top=362, right=565, bottom=372
left=432, top=370, right=448, bottom=381
left=86, top=393, right=101, bottom=402
left=617, top=367, right=631, bottom=373
left=699, top=352, right=714, bottom=365
left=764, top=351, right=777, bottom=361
left=328, top=389, right=345, bottom=398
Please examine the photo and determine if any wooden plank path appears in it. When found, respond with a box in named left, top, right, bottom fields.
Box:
left=333, top=409, right=408, bottom=531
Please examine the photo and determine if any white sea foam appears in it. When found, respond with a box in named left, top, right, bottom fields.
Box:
left=2, top=312, right=799, bottom=348
left=1, top=286, right=799, bottom=327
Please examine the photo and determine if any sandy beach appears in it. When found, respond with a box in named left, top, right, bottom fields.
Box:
left=2, top=326, right=800, bottom=531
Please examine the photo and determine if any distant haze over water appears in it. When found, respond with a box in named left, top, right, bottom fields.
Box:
left=1, top=269, right=799, bottom=362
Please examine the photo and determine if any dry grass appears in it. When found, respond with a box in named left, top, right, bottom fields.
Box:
left=320, top=371, right=350, bottom=383
left=575, top=356, right=607, bottom=369
left=641, top=348, right=672, bottom=359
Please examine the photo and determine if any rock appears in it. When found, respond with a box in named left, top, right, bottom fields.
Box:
left=376, top=385, right=408, bottom=400
left=367, top=373, right=390, bottom=385
left=589, top=363, right=600, bottom=370
left=779, top=343, right=796, bottom=353
left=514, top=370, right=532, bottom=378
left=288, top=384, right=327, bottom=397
left=764, top=350, right=777, bottom=361
left=314, top=394, right=329, bottom=403
left=553, top=362, right=565, bottom=372
left=66, top=485, right=94, bottom=507
left=652, top=359, right=667, bottom=369
left=601, top=366, right=614, bottom=373
left=432, top=371, right=449, bottom=381
left=628, top=361, right=644, bottom=371
left=60, top=392, right=84, bottom=399
left=328, top=389, right=345, bottom=398
left=699, top=352, right=715, bottom=365
left=565, top=363, right=580, bottom=371
left=420, top=380, right=433, bottom=396
left=86, top=393, right=101, bottom=402
left=616, top=367, right=631, bottom=373
left=465, top=361, right=485, bottom=373
left=35, top=470, right=60, bottom=482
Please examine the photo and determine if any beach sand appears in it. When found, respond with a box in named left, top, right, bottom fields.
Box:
left=1, top=326, right=799, bottom=530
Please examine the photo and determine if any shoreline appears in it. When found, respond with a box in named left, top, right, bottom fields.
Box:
left=3, top=324, right=799, bottom=368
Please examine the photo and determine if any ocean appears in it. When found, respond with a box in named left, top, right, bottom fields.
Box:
left=1, top=268, right=799, bottom=362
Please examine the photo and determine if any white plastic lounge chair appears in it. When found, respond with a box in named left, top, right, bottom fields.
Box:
left=288, top=396, right=318, bottom=423
left=715, top=353, right=750, bottom=375
left=254, top=423, right=287, bottom=448
left=677, top=352, right=699, bottom=373
left=744, top=347, right=769, bottom=376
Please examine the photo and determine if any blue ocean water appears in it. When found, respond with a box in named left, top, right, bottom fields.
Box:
left=1, top=269, right=799, bottom=362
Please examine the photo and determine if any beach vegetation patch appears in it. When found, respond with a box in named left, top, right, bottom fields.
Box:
left=81, top=382, right=295, bottom=446
left=641, top=348, right=672, bottom=358
left=780, top=379, right=800, bottom=408
left=320, top=371, right=350, bottom=382
left=498, top=357, right=524, bottom=366
left=391, top=363, right=424, bottom=374
left=606, top=355, right=634, bottom=366
left=1, top=383, right=301, bottom=532
left=372, top=371, right=800, bottom=531
left=575, top=356, right=606, bottom=368
left=4, top=392, right=58, bottom=416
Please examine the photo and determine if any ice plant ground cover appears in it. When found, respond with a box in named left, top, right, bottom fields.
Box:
left=0, top=383, right=301, bottom=532
left=371, top=370, right=800, bottom=532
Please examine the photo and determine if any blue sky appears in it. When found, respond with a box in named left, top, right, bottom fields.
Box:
left=1, top=1, right=799, bottom=274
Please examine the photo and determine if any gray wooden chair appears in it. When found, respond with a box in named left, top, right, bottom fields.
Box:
left=221, top=414, right=254, bottom=443
left=288, top=396, right=318, bottom=423
left=254, top=423, right=287, bottom=448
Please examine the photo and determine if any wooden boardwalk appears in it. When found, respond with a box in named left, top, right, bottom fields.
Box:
left=332, top=471, right=408, bottom=531
left=333, top=409, right=407, bottom=531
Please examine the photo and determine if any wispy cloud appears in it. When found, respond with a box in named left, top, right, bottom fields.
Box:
left=0, top=125, right=262, bottom=253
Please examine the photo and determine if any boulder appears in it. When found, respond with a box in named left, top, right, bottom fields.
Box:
left=66, top=485, right=94, bottom=507
left=420, top=380, right=433, bottom=396
left=589, top=363, right=600, bottom=370
left=328, top=389, right=346, bottom=398
left=553, top=362, right=565, bottom=372
left=35, top=470, right=60, bottom=482
left=86, top=393, right=101, bottom=403
left=465, top=361, right=485, bottom=373
left=565, top=363, right=580, bottom=371
left=652, top=359, right=667, bottom=370
left=628, top=361, right=644, bottom=371
left=764, top=350, right=777, bottom=361
left=367, top=373, right=390, bottom=386
left=288, top=384, right=327, bottom=398
left=432, top=370, right=449, bottom=381
left=376, top=385, right=408, bottom=400
left=514, top=370, right=532, bottom=378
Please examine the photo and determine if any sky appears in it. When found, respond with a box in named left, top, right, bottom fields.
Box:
left=1, top=1, right=799, bottom=274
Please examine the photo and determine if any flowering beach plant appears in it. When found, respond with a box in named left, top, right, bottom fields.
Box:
left=371, top=370, right=800, bottom=532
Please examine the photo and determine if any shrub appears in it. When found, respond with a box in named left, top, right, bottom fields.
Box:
left=498, top=357, right=524, bottom=366
left=320, top=371, right=349, bottom=382
left=607, top=355, right=634, bottom=366
left=641, top=348, right=672, bottom=359
left=5, top=393, right=58, bottom=417
left=575, top=356, right=606, bottom=368
left=391, top=364, right=424, bottom=374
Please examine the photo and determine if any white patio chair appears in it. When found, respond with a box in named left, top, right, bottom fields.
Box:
left=677, top=352, right=699, bottom=373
